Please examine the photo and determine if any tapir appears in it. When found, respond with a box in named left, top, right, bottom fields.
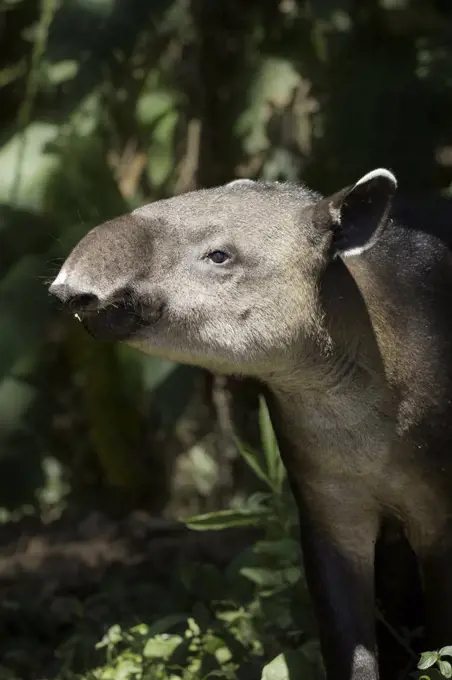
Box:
left=49, top=169, right=452, bottom=680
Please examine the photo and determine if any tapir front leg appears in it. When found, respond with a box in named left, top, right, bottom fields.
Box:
left=413, top=528, right=452, bottom=649
left=297, top=486, right=380, bottom=680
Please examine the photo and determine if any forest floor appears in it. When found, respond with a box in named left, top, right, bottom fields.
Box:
left=0, top=509, right=259, bottom=680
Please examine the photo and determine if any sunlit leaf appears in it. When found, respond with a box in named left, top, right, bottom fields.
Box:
left=210, top=622, right=249, bottom=663
left=200, top=650, right=223, bottom=678
left=419, top=652, right=440, bottom=670
left=237, top=57, right=300, bottom=155
left=262, top=650, right=318, bottom=680
left=185, top=508, right=269, bottom=531
left=240, top=567, right=286, bottom=588
left=259, top=396, right=285, bottom=493
left=46, top=59, right=79, bottom=84
left=234, top=436, right=273, bottom=489
left=137, top=86, right=178, bottom=127
left=146, top=108, right=179, bottom=188
left=439, top=660, right=452, bottom=679
left=95, top=624, right=123, bottom=649
left=0, top=377, right=36, bottom=435
left=0, top=123, right=59, bottom=210
left=143, top=634, right=184, bottom=659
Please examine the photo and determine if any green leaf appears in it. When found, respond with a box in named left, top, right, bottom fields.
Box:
left=246, top=491, right=273, bottom=510
left=439, top=661, right=452, bottom=678
left=130, top=623, right=149, bottom=636
left=137, top=86, right=177, bottom=127
left=262, top=653, right=290, bottom=680
left=95, top=624, right=123, bottom=649
left=186, top=443, right=218, bottom=496
left=261, top=650, right=317, bottom=680
left=0, top=122, right=59, bottom=209
left=167, top=636, right=192, bottom=667
left=440, top=649, right=452, bottom=659
left=234, top=436, right=273, bottom=489
left=95, top=667, right=116, bottom=679
left=46, top=59, right=79, bottom=84
left=283, top=566, right=302, bottom=585
left=259, top=396, right=285, bottom=493
left=240, top=567, right=286, bottom=588
left=0, top=377, right=36, bottom=437
left=147, top=108, right=179, bottom=188
left=200, top=650, right=223, bottom=678
left=114, top=657, right=142, bottom=680
left=185, top=507, right=269, bottom=531
left=210, top=622, right=249, bottom=662
left=419, top=652, right=440, bottom=670
left=143, top=634, right=183, bottom=660
left=237, top=57, right=301, bottom=155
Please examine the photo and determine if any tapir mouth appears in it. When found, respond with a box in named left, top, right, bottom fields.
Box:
left=74, top=300, right=163, bottom=342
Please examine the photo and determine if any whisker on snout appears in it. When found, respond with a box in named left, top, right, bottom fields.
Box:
left=41, top=275, right=60, bottom=287
left=41, top=259, right=67, bottom=288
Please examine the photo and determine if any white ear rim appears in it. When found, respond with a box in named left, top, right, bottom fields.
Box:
left=340, top=244, right=371, bottom=258
left=227, top=178, right=256, bottom=188
left=337, top=168, right=397, bottom=259
left=354, top=167, right=397, bottom=189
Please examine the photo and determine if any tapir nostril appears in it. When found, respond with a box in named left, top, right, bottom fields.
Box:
left=49, top=281, right=101, bottom=312
left=67, top=292, right=100, bottom=312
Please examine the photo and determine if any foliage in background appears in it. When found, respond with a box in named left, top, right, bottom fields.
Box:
left=43, top=400, right=321, bottom=680
left=42, top=400, right=452, bottom=680
left=2, top=0, right=452, bottom=512
left=2, top=0, right=452, bottom=678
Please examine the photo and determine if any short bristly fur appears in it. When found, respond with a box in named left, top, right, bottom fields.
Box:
left=49, top=169, right=452, bottom=680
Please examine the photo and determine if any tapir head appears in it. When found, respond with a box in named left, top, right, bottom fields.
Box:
left=49, top=169, right=396, bottom=376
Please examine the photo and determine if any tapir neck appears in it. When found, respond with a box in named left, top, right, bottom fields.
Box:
left=262, top=257, right=397, bottom=483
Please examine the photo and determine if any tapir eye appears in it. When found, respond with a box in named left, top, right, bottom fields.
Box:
left=207, top=250, right=230, bottom=264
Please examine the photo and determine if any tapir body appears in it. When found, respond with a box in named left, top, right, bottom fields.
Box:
left=49, top=169, right=452, bottom=680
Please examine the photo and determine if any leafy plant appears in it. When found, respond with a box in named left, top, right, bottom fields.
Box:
left=418, top=647, right=452, bottom=679
left=2, top=0, right=452, bottom=678
left=79, top=398, right=320, bottom=680
left=186, top=397, right=290, bottom=532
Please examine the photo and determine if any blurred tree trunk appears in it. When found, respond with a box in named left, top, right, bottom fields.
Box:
left=181, top=0, right=264, bottom=504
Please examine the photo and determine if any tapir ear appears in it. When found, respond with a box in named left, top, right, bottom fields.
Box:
left=320, top=168, right=397, bottom=257
left=226, top=178, right=257, bottom=188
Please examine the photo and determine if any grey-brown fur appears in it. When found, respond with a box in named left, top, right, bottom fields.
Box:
left=49, top=169, right=452, bottom=680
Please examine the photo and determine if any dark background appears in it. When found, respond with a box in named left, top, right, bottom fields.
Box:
left=0, top=1, right=451, bottom=678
